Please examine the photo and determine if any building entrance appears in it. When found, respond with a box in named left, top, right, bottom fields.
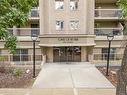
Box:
left=53, top=47, right=81, bottom=62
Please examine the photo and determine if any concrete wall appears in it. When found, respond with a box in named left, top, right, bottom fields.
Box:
left=46, top=47, right=53, bottom=63
left=87, top=47, right=94, bottom=63
left=81, top=47, right=87, bottom=62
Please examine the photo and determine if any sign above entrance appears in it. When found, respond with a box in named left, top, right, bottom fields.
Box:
left=39, top=35, right=96, bottom=46
left=58, top=38, right=79, bottom=43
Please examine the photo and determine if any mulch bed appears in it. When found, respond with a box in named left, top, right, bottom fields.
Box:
left=0, top=68, right=40, bottom=88
left=97, top=66, right=120, bottom=87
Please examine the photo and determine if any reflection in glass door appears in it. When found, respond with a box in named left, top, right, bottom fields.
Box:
left=53, top=47, right=81, bottom=62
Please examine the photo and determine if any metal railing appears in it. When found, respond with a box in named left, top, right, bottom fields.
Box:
left=95, top=9, right=123, bottom=18
left=8, top=28, right=40, bottom=36
left=94, top=28, right=122, bottom=36
left=0, top=54, right=42, bottom=64
left=29, top=7, right=39, bottom=17
left=94, top=53, right=123, bottom=61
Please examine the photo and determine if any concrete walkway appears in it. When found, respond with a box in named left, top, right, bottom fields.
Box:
left=33, top=63, right=114, bottom=89
left=0, top=88, right=116, bottom=95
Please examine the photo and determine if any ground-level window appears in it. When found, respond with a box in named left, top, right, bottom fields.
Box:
left=55, top=0, right=64, bottom=10
left=56, top=20, right=64, bottom=30
left=70, top=0, right=79, bottom=10
left=102, top=48, right=116, bottom=60
left=70, top=20, right=79, bottom=30
left=13, top=49, right=28, bottom=61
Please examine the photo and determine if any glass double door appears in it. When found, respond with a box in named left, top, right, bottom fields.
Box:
left=53, top=47, right=81, bottom=62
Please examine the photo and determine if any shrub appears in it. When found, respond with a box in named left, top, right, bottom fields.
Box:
left=12, top=69, right=23, bottom=77
left=0, top=56, right=11, bottom=73
left=7, top=66, right=15, bottom=74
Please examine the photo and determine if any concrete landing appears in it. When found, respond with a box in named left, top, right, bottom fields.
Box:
left=33, top=63, right=114, bottom=89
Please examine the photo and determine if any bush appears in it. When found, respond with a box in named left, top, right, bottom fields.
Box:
left=0, top=56, right=11, bottom=73
left=12, top=69, right=23, bottom=77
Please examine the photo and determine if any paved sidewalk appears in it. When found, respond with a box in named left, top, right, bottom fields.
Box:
left=0, top=88, right=116, bottom=95
left=33, top=63, right=114, bottom=89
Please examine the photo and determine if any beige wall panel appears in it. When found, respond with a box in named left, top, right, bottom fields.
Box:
left=87, top=0, right=94, bottom=34
left=46, top=47, right=53, bottom=63
left=95, top=40, right=123, bottom=47
left=93, top=48, right=101, bottom=53
left=39, top=0, right=44, bottom=34
left=1, top=50, right=9, bottom=54
left=39, top=0, right=94, bottom=35
left=39, top=36, right=95, bottom=46
left=87, top=47, right=94, bottom=63
left=81, top=47, right=87, bottom=62
left=0, top=42, right=5, bottom=48
left=28, top=49, right=42, bottom=55
left=17, top=41, right=40, bottom=48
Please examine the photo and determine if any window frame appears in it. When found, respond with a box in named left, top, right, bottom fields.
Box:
left=55, top=0, right=64, bottom=10
left=69, top=20, right=79, bottom=30
left=13, top=49, right=28, bottom=62
left=101, top=48, right=116, bottom=60
left=70, top=0, right=79, bottom=11
left=31, top=23, right=40, bottom=36
left=56, top=20, right=64, bottom=31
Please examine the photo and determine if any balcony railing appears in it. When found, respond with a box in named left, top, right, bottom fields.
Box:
left=8, top=28, right=40, bottom=36
left=94, top=53, right=123, bottom=61
left=95, top=9, right=123, bottom=18
left=0, top=54, right=42, bottom=64
left=29, top=7, right=39, bottom=18
left=94, top=28, right=122, bottom=36
left=93, top=53, right=123, bottom=64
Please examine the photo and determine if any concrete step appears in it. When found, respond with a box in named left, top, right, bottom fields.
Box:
left=0, top=88, right=116, bottom=95
left=43, top=62, right=95, bottom=69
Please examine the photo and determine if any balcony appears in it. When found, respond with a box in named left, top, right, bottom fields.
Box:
left=0, top=54, right=42, bottom=64
left=29, top=7, right=39, bottom=20
left=8, top=28, right=40, bottom=36
left=95, top=0, right=117, bottom=3
left=94, top=28, right=122, bottom=36
left=95, top=9, right=123, bottom=21
left=93, top=53, right=123, bottom=64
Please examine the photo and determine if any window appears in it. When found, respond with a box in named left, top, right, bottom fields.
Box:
left=21, top=49, right=29, bottom=61
left=31, top=24, right=40, bottom=36
left=55, top=0, right=64, bottom=10
left=56, top=21, right=64, bottom=30
left=30, top=7, right=39, bottom=17
left=13, top=49, right=28, bottom=62
left=70, top=20, right=79, bottom=30
left=70, top=0, right=79, bottom=10
left=102, top=48, right=116, bottom=60
left=112, top=29, right=121, bottom=36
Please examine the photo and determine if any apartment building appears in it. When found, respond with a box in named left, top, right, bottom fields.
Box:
left=0, top=0, right=125, bottom=64
left=94, top=0, right=124, bottom=64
